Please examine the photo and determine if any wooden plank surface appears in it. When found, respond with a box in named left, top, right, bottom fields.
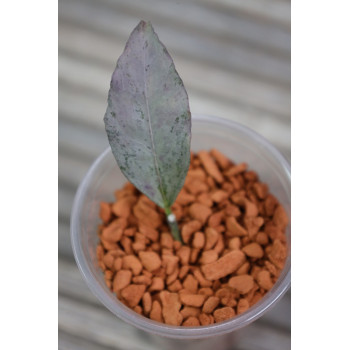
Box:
left=58, top=0, right=291, bottom=348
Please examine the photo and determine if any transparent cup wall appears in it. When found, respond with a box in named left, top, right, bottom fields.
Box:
left=71, top=114, right=291, bottom=339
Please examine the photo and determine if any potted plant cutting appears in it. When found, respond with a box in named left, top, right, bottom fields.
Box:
left=71, top=20, right=291, bottom=338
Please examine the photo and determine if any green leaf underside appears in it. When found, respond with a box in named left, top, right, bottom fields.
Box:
left=104, top=21, right=191, bottom=209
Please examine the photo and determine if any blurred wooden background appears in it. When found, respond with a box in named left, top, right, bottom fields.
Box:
left=58, top=0, right=291, bottom=349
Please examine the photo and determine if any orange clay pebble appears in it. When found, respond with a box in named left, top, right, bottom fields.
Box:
left=99, top=202, right=112, bottom=223
left=244, top=216, right=264, bottom=237
left=193, top=269, right=213, bottom=288
left=97, top=150, right=289, bottom=326
left=268, top=240, right=287, bottom=269
left=133, top=275, right=152, bottom=285
left=190, top=248, right=200, bottom=264
left=236, top=261, right=250, bottom=275
left=180, top=306, right=201, bottom=319
left=120, top=236, right=133, bottom=254
left=228, top=275, right=254, bottom=294
left=183, top=316, right=200, bottom=327
left=253, top=183, right=269, bottom=199
left=197, top=193, right=213, bottom=207
left=162, top=255, right=179, bottom=275
left=264, top=223, right=285, bottom=241
left=150, top=300, right=163, bottom=323
left=208, top=212, right=223, bottom=228
left=160, top=291, right=183, bottom=326
left=102, top=252, right=116, bottom=270
left=199, top=313, right=212, bottom=326
left=166, top=268, right=179, bottom=285
left=149, top=277, right=165, bottom=292
left=209, top=148, right=231, bottom=170
left=213, top=307, right=236, bottom=323
left=256, top=270, right=274, bottom=291
left=121, top=284, right=146, bottom=307
left=210, top=190, right=229, bottom=203
left=264, top=260, right=279, bottom=277
left=197, top=150, right=224, bottom=183
left=199, top=250, right=218, bottom=264
left=202, top=296, right=220, bottom=313
left=225, top=163, right=247, bottom=176
left=228, top=237, right=241, bottom=250
left=133, top=305, right=143, bottom=315
left=139, top=224, right=159, bottom=242
left=187, top=167, right=207, bottom=180
left=273, top=205, right=289, bottom=231
left=183, top=274, right=199, bottom=293
left=179, top=265, right=190, bottom=280
left=201, top=250, right=245, bottom=280
left=185, top=178, right=209, bottom=196
left=139, top=251, right=162, bottom=272
left=233, top=197, right=259, bottom=217
left=242, top=242, right=264, bottom=259
left=192, top=232, right=205, bottom=249
left=113, top=270, right=132, bottom=292
left=112, top=196, right=137, bottom=218
left=114, top=257, right=123, bottom=271
left=181, top=220, right=202, bottom=244
left=180, top=293, right=206, bottom=307
left=122, top=255, right=142, bottom=276
left=198, top=287, right=214, bottom=297
left=122, top=255, right=143, bottom=275
left=168, top=280, right=183, bottom=292
left=204, top=227, right=219, bottom=250
left=176, top=189, right=195, bottom=206
left=189, top=203, right=212, bottom=224
left=215, top=288, right=237, bottom=307
left=213, top=234, right=225, bottom=255
left=124, top=227, right=136, bottom=237
left=255, top=232, right=269, bottom=245
left=264, top=194, right=278, bottom=217
left=237, top=298, right=250, bottom=314
left=133, top=200, right=162, bottom=229
left=101, top=220, right=124, bottom=243
left=177, top=246, right=191, bottom=265
left=160, top=232, right=174, bottom=249
left=104, top=270, right=114, bottom=281
left=226, top=217, right=248, bottom=237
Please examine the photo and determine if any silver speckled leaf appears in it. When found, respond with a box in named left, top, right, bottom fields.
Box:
left=104, top=21, right=191, bottom=209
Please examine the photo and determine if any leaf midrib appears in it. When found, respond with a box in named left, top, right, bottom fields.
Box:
left=142, top=36, right=168, bottom=208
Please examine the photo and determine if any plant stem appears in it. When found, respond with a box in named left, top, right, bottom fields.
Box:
left=164, top=206, right=182, bottom=243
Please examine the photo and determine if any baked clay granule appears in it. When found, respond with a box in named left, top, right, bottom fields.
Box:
left=96, top=149, right=288, bottom=326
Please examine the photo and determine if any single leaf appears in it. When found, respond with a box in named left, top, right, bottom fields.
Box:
left=104, top=20, right=191, bottom=209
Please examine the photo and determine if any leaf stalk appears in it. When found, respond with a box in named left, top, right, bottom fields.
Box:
left=164, top=207, right=182, bottom=242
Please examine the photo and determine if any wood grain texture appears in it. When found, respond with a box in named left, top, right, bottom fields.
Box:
left=58, top=0, right=291, bottom=348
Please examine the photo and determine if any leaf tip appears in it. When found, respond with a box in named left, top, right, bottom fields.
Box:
left=137, top=20, right=153, bottom=32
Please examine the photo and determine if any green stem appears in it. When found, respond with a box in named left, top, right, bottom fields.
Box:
left=164, top=206, right=182, bottom=243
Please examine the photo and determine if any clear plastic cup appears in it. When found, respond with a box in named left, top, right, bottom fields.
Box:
left=70, top=114, right=291, bottom=340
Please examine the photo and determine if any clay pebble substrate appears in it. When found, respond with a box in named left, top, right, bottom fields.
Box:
left=97, top=149, right=288, bottom=326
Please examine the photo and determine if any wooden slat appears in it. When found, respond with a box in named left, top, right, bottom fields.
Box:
left=59, top=295, right=156, bottom=350
left=58, top=58, right=290, bottom=156
left=58, top=0, right=290, bottom=85
left=58, top=219, right=73, bottom=259
left=59, top=289, right=290, bottom=350
left=58, top=0, right=290, bottom=347
left=200, top=0, right=291, bottom=28
left=58, top=258, right=290, bottom=330
left=58, top=22, right=290, bottom=118
left=58, top=184, right=75, bottom=221
left=58, top=152, right=93, bottom=192
left=59, top=330, right=119, bottom=350
left=58, top=116, right=108, bottom=162
left=92, top=0, right=290, bottom=56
